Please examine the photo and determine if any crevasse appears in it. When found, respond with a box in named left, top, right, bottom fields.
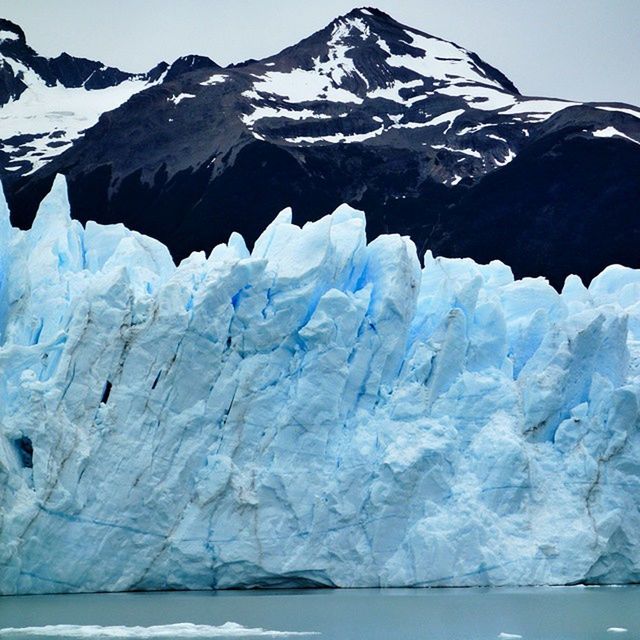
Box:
left=0, top=176, right=638, bottom=594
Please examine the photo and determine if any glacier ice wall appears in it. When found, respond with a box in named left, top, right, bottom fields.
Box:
left=0, top=176, right=639, bottom=594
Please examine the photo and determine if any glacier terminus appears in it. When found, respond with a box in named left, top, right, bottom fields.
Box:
left=0, top=176, right=639, bottom=594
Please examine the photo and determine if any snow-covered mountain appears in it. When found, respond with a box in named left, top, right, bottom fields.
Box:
left=2, top=176, right=640, bottom=594
left=0, top=18, right=173, bottom=176
left=1, top=9, right=639, bottom=286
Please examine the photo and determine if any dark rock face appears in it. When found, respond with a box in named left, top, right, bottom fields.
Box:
left=2, top=8, right=639, bottom=287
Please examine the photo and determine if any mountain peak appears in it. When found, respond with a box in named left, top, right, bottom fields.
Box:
left=339, top=6, right=396, bottom=23
left=2, top=5, right=639, bottom=295
left=251, top=6, right=519, bottom=103
left=164, top=54, right=220, bottom=82
left=329, top=8, right=519, bottom=95
left=327, top=6, right=404, bottom=40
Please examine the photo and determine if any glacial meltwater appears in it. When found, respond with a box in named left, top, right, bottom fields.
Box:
left=1, top=587, right=639, bottom=640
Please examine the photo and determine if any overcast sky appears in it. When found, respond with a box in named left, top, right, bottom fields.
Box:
left=1, top=0, right=638, bottom=106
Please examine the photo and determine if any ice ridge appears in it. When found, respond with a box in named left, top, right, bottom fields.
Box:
left=0, top=176, right=639, bottom=594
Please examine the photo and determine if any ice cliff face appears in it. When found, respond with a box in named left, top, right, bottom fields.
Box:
left=1, top=176, right=639, bottom=595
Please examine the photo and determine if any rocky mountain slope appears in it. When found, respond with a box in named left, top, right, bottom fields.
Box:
left=1, top=9, right=639, bottom=286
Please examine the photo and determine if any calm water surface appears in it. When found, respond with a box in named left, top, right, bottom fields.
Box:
left=1, top=587, right=639, bottom=640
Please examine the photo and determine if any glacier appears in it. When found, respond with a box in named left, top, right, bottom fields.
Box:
left=0, top=175, right=639, bottom=595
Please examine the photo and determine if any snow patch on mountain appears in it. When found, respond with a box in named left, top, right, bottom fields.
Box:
left=424, top=108, right=465, bottom=133
left=379, top=29, right=505, bottom=90
left=168, top=93, right=196, bottom=105
left=592, top=126, right=639, bottom=145
left=432, top=144, right=481, bottom=158
left=435, top=83, right=516, bottom=111
left=242, top=106, right=331, bottom=128
left=247, top=67, right=363, bottom=105
left=500, top=98, right=578, bottom=121
left=0, top=58, right=157, bottom=175
left=0, top=29, right=20, bottom=42
left=244, top=17, right=374, bottom=106
left=596, top=106, right=640, bottom=119
left=199, top=74, right=228, bottom=86
left=284, top=125, right=384, bottom=145
left=495, top=148, right=517, bottom=166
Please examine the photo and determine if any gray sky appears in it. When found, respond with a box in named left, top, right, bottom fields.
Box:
left=1, top=0, right=639, bottom=106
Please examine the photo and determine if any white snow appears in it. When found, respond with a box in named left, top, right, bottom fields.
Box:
left=168, top=93, right=196, bottom=105
left=596, top=106, right=640, bottom=119
left=432, top=144, right=481, bottom=158
left=423, top=109, right=465, bottom=133
left=0, top=29, right=20, bottom=42
left=245, top=16, right=511, bottom=114
left=2, top=176, right=640, bottom=595
left=500, top=99, right=577, bottom=121
left=367, top=79, right=424, bottom=104
left=279, top=110, right=460, bottom=143
left=436, top=84, right=516, bottom=111
left=379, top=30, right=507, bottom=91
left=456, top=123, right=496, bottom=136
left=0, top=57, right=156, bottom=174
left=592, top=126, right=639, bottom=145
left=247, top=18, right=370, bottom=106
left=495, top=148, right=517, bottom=166
left=247, top=68, right=363, bottom=105
left=241, top=106, right=331, bottom=127
left=199, top=74, right=228, bottom=86
left=284, top=125, right=384, bottom=144
left=390, top=120, right=434, bottom=130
